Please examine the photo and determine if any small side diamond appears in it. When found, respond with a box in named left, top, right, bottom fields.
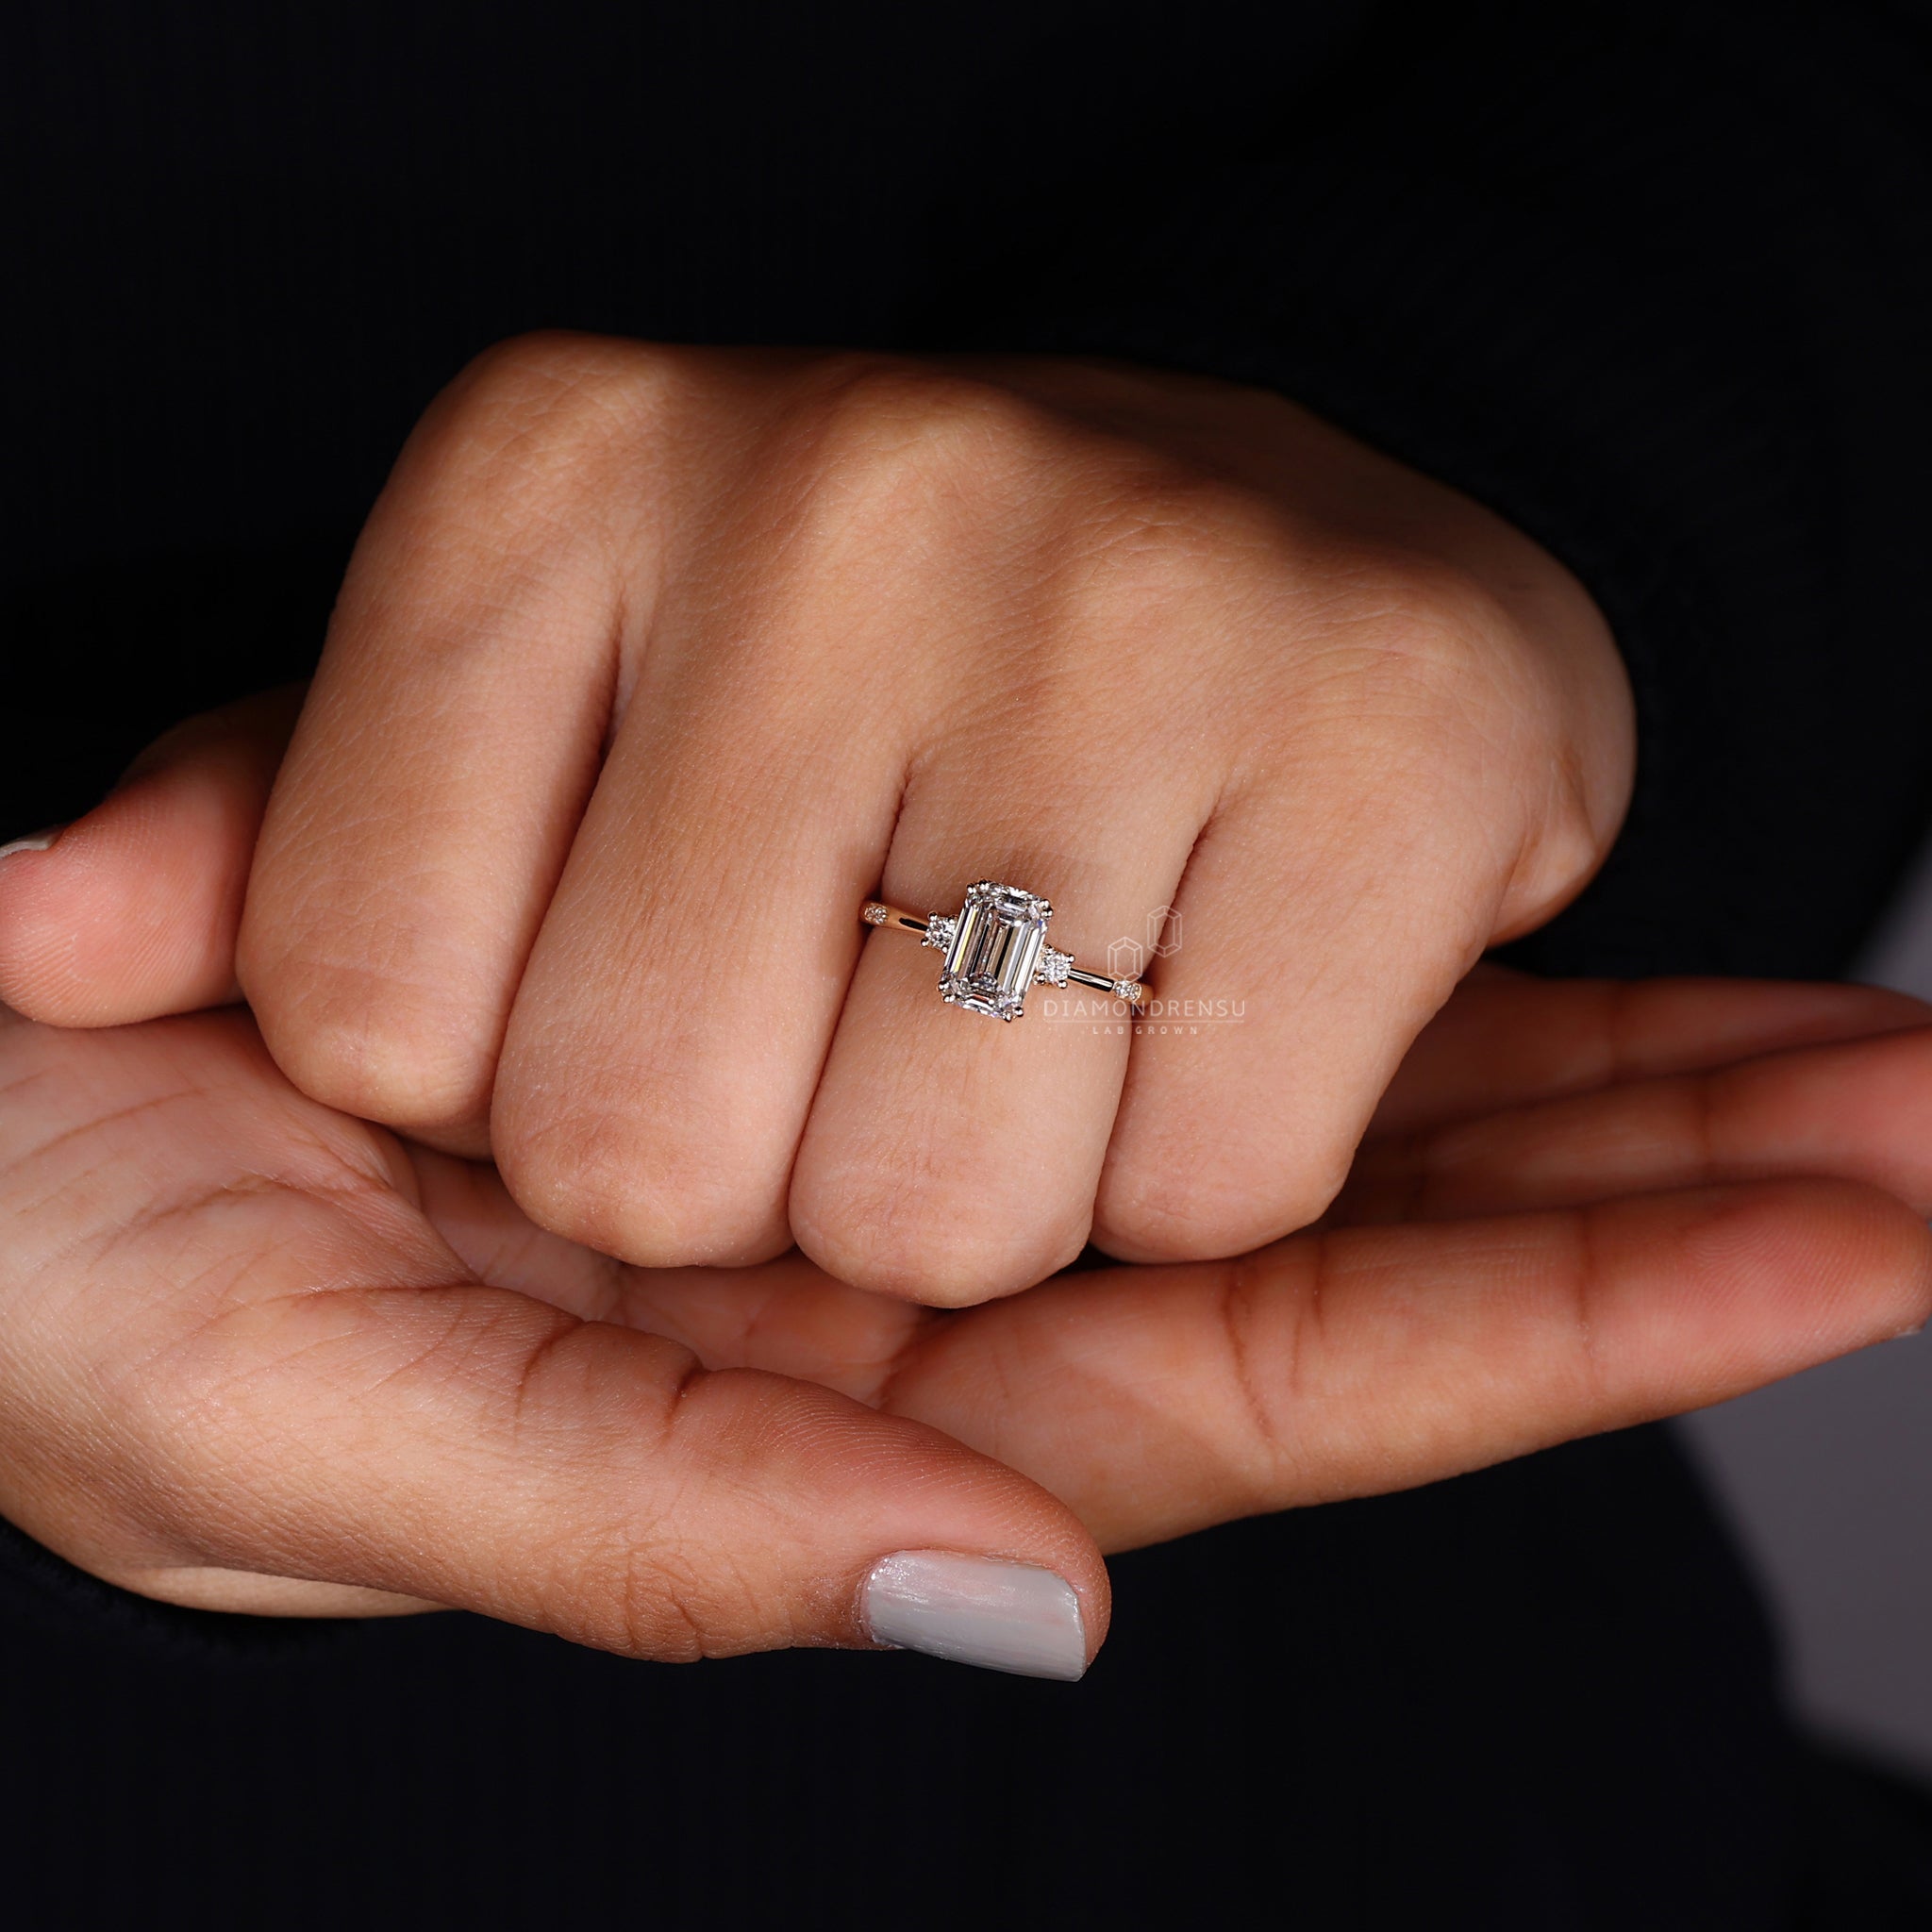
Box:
left=1113, top=978, right=1146, bottom=1003
left=861, top=902, right=890, bottom=926
left=922, top=914, right=956, bottom=952
left=1034, top=946, right=1073, bottom=988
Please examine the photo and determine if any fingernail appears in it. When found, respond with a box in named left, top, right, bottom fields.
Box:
left=861, top=1551, right=1088, bottom=1681
left=0, top=826, right=63, bottom=862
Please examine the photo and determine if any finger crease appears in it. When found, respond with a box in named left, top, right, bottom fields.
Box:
left=1219, top=1252, right=1278, bottom=1490
left=872, top=1309, right=958, bottom=1414
left=1566, top=1208, right=1609, bottom=1406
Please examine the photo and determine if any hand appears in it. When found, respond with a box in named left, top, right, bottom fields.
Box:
left=1, top=936, right=1925, bottom=1662
left=0, top=336, right=1637, bottom=1305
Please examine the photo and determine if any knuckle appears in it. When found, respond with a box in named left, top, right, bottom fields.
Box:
left=493, top=1091, right=788, bottom=1268
left=457, top=329, right=668, bottom=435
left=808, top=357, right=1032, bottom=455
left=785, top=358, right=1057, bottom=529
left=1098, top=1130, right=1348, bottom=1263
left=791, top=1160, right=1087, bottom=1307
left=244, top=955, right=495, bottom=1134
left=237, top=856, right=516, bottom=1139
left=410, top=331, right=681, bottom=515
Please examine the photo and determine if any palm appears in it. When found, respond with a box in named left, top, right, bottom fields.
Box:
left=8, top=965, right=1924, bottom=1607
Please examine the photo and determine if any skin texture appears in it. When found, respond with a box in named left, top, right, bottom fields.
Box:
left=9, top=336, right=1636, bottom=1307
left=3, top=763, right=1930, bottom=1648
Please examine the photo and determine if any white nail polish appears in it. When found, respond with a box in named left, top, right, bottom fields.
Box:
left=862, top=1551, right=1088, bottom=1681
left=0, top=827, right=61, bottom=861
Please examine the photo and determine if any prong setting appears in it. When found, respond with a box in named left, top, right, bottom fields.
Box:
left=1036, top=946, right=1073, bottom=989
left=861, top=884, right=1149, bottom=1019
left=939, top=881, right=1050, bottom=1021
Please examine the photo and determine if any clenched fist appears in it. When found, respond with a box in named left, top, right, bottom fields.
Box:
left=8, top=338, right=1634, bottom=1303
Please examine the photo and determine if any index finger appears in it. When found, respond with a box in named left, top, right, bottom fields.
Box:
left=1374, top=967, right=1932, bottom=1135
left=891, top=1178, right=1932, bottom=1552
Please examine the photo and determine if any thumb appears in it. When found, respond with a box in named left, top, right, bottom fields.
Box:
left=153, top=1279, right=1108, bottom=1678
left=2, top=1009, right=1104, bottom=1679
left=0, top=687, right=298, bottom=1027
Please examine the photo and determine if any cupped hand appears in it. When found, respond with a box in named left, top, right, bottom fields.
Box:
left=0, top=336, right=1635, bottom=1304
left=1, top=961, right=1925, bottom=1666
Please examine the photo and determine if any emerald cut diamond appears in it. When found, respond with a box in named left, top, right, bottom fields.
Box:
left=939, top=881, right=1052, bottom=1021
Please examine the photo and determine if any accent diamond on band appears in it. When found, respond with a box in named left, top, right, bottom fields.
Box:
left=860, top=881, right=1148, bottom=1021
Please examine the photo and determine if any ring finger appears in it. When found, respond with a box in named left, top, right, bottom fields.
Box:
left=791, top=690, right=1215, bottom=1304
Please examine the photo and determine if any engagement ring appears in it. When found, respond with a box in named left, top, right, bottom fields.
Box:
left=861, top=881, right=1148, bottom=1022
